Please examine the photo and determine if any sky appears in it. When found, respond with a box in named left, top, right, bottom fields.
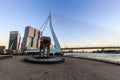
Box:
left=1, top=0, right=120, bottom=48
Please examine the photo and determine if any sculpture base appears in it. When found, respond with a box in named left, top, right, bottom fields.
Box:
left=24, top=56, right=65, bottom=64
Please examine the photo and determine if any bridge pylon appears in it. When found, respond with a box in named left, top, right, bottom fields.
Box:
left=49, top=11, right=61, bottom=53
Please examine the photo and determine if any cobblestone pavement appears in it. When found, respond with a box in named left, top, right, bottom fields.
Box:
left=0, top=56, right=120, bottom=80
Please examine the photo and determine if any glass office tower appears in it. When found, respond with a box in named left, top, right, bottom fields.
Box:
left=8, top=31, right=21, bottom=50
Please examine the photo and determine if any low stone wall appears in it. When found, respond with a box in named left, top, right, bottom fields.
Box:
left=0, top=55, right=13, bottom=60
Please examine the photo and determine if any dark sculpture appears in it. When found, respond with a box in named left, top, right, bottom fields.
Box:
left=39, top=36, right=51, bottom=57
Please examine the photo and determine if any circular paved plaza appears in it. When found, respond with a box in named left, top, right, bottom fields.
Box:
left=0, top=56, right=120, bottom=80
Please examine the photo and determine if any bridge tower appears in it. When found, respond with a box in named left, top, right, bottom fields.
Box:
left=49, top=11, right=61, bottom=53
left=24, top=11, right=62, bottom=53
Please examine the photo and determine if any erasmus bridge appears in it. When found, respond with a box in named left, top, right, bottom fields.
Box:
left=25, top=11, right=120, bottom=53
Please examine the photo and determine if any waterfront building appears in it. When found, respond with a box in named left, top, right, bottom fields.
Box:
left=0, top=46, right=7, bottom=54
left=21, top=26, right=42, bottom=51
left=0, top=46, right=5, bottom=50
left=8, top=31, right=21, bottom=50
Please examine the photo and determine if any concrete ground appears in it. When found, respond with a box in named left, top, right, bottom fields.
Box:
left=0, top=56, right=120, bottom=80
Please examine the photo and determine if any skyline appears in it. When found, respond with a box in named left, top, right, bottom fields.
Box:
left=1, top=0, right=120, bottom=48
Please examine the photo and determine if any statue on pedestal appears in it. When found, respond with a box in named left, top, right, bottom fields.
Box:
left=39, top=36, right=51, bottom=57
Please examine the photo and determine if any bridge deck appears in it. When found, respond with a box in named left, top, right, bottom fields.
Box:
left=62, top=46, right=120, bottom=50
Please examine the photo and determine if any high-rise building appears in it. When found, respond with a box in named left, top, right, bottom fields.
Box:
left=21, top=26, right=42, bottom=51
left=0, top=46, right=6, bottom=54
left=8, top=31, right=21, bottom=50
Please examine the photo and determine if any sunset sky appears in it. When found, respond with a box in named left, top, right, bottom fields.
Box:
left=0, top=0, right=120, bottom=48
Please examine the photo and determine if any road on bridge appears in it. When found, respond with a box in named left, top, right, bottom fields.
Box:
left=0, top=56, right=120, bottom=80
